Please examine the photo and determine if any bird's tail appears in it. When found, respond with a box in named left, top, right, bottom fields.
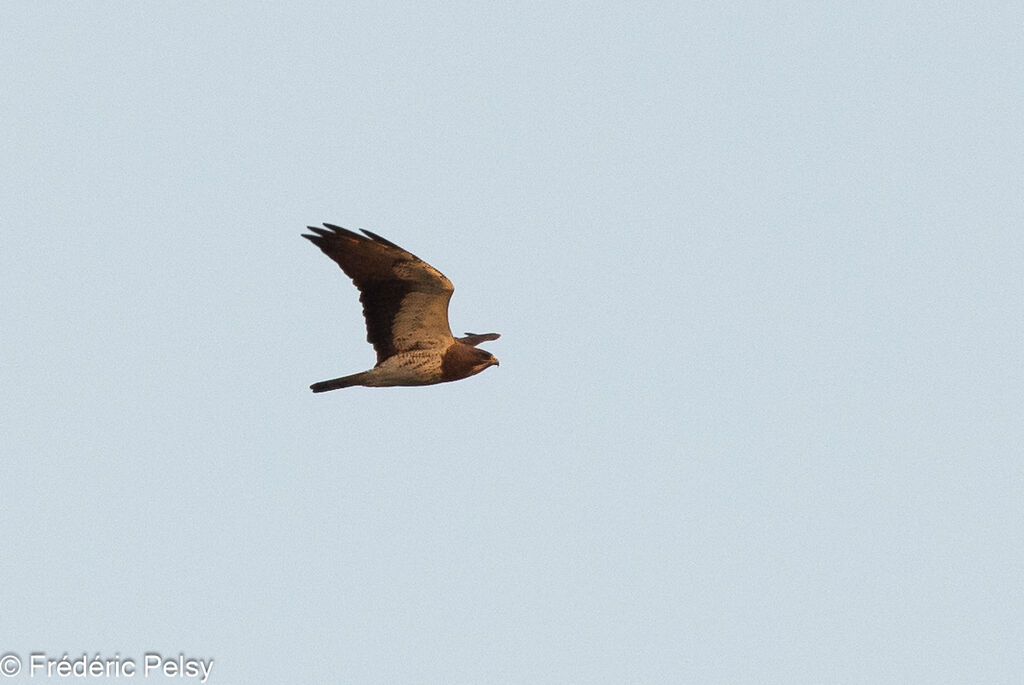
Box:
left=310, top=371, right=372, bottom=393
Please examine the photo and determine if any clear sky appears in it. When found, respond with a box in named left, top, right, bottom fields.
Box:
left=2, top=2, right=1022, bottom=683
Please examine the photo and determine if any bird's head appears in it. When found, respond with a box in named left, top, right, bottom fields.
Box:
left=441, top=342, right=499, bottom=382
left=473, top=347, right=499, bottom=372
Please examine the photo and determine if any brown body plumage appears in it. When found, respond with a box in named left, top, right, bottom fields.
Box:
left=302, top=224, right=499, bottom=392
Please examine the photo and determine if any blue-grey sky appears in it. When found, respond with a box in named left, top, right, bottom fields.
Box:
left=2, top=2, right=1022, bottom=683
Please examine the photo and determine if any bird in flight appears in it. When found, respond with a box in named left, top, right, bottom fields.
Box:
left=302, top=224, right=500, bottom=392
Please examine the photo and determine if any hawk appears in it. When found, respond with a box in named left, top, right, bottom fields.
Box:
left=302, top=224, right=500, bottom=392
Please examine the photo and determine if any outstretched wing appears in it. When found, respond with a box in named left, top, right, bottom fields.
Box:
left=457, top=332, right=501, bottom=346
left=303, top=224, right=455, bottom=363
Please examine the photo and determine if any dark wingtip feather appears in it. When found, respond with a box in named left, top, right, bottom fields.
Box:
left=360, top=229, right=403, bottom=249
left=322, top=223, right=370, bottom=241
left=303, top=226, right=333, bottom=239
